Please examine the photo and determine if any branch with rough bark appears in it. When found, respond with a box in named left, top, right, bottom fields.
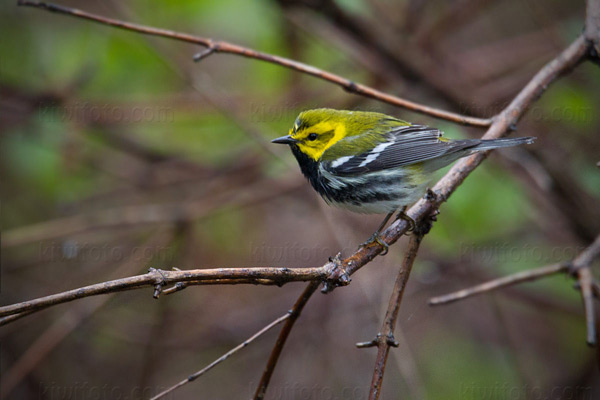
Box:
left=0, top=262, right=348, bottom=324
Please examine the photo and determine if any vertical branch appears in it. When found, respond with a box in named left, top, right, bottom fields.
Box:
left=253, top=281, right=320, bottom=400
left=573, top=234, right=600, bottom=346
left=578, top=267, right=596, bottom=346
left=368, top=233, right=424, bottom=400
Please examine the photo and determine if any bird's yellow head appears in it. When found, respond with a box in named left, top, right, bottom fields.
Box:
left=271, top=109, right=348, bottom=161
left=272, top=109, right=407, bottom=161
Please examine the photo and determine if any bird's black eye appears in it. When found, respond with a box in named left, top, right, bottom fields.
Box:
left=308, top=133, right=318, bottom=141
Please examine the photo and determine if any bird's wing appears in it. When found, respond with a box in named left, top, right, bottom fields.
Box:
left=325, top=125, right=477, bottom=175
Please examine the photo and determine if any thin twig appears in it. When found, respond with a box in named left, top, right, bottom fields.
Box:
left=282, top=0, right=474, bottom=111
left=193, top=45, right=217, bottom=62
left=17, top=0, right=491, bottom=127
left=428, top=263, right=570, bottom=305
left=253, top=281, right=320, bottom=400
left=151, top=313, right=290, bottom=400
left=0, top=311, right=36, bottom=327
left=367, top=233, right=424, bottom=400
left=430, top=234, right=600, bottom=345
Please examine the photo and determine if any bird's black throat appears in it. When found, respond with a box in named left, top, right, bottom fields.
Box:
left=289, top=144, right=324, bottom=196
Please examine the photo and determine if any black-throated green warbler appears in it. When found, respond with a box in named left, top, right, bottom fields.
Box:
left=272, top=109, right=535, bottom=252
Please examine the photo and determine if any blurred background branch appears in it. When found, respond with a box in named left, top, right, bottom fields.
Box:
left=430, top=233, right=600, bottom=344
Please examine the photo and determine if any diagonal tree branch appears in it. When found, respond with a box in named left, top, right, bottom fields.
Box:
left=16, top=0, right=491, bottom=127
left=339, top=35, right=589, bottom=278
left=428, top=263, right=571, bottom=305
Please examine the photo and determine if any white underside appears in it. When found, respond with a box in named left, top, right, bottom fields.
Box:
left=318, top=165, right=429, bottom=214
left=324, top=198, right=408, bottom=214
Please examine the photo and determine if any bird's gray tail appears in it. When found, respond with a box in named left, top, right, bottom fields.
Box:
left=473, top=136, right=536, bottom=151
left=419, top=136, right=535, bottom=174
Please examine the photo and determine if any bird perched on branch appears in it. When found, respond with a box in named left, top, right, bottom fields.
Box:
left=272, top=109, right=535, bottom=253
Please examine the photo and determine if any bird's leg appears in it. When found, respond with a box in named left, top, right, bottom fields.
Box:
left=395, top=206, right=415, bottom=234
left=360, top=210, right=395, bottom=255
left=375, top=210, right=395, bottom=234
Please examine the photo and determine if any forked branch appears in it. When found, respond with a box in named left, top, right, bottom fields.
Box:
left=430, top=234, right=600, bottom=345
left=428, top=263, right=571, bottom=306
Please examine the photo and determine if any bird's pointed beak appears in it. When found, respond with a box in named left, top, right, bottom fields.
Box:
left=271, top=135, right=298, bottom=145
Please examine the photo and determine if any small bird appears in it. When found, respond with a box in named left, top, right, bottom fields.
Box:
left=272, top=109, right=534, bottom=253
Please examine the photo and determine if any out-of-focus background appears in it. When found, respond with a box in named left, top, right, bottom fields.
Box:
left=1, top=0, right=599, bottom=399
